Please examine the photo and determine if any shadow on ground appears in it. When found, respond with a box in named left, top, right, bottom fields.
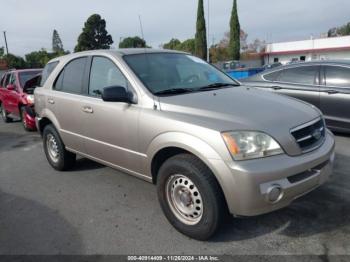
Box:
left=0, top=190, right=82, bottom=254
left=211, top=153, right=350, bottom=242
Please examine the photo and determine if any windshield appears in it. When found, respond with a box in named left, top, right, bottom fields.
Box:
left=123, top=53, right=239, bottom=95
left=19, top=71, right=42, bottom=88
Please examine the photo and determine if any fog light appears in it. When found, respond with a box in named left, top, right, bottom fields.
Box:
left=266, top=185, right=283, bottom=203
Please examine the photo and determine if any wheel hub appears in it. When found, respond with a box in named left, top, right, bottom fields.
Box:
left=46, top=134, right=59, bottom=162
left=166, top=174, right=203, bottom=225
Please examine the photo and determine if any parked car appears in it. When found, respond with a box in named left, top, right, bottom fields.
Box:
left=35, top=49, right=334, bottom=240
left=0, top=69, right=42, bottom=130
left=263, top=62, right=282, bottom=70
left=241, top=61, right=350, bottom=133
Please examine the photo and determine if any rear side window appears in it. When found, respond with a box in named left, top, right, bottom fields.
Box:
left=264, top=70, right=281, bottom=81
left=325, top=66, right=350, bottom=88
left=54, top=57, right=87, bottom=94
left=4, top=74, right=11, bottom=87
left=40, top=61, right=59, bottom=86
left=89, top=57, right=129, bottom=97
left=277, top=66, right=318, bottom=85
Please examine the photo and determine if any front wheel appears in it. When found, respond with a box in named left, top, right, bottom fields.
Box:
left=0, top=103, right=12, bottom=123
left=157, top=154, right=227, bottom=240
left=43, top=124, right=76, bottom=171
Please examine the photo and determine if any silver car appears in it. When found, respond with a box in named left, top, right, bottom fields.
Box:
left=35, top=49, right=335, bottom=240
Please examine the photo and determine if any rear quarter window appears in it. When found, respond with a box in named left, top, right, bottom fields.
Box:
left=263, top=70, right=281, bottom=81
left=40, top=61, right=59, bottom=87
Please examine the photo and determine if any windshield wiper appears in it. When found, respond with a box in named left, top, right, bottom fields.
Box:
left=197, top=82, right=239, bottom=91
left=154, top=88, right=195, bottom=96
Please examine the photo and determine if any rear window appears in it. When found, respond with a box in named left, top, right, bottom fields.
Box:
left=40, top=61, right=59, bottom=86
left=325, top=66, right=350, bottom=88
left=54, top=57, right=87, bottom=94
left=19, top=71, right=42, bottom=88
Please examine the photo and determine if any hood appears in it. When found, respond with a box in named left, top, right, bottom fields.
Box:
left=158, top=86, right=321, bottom=156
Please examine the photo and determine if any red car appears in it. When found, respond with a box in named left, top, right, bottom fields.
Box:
left=0, top=69, right=42, bottom=131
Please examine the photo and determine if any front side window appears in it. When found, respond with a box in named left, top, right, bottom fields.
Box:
left=40, top=61, right=59, bottom=87
left=3, top=74, right=11, bottom=87
left=89, top=57, right=129, bottom=97
left=325, top=66, right=350, bottom=88
left=277, top=66, right=318, bottom=85
left=54, top=57, right=87, bottom=94
left=123, top=53, right=238, bottom=94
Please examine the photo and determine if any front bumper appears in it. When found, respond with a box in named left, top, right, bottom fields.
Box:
left=23, top=105, right=37, bottom=130
left=213, top=130, right=335, bottom=217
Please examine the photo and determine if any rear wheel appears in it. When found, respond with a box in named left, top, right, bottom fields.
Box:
left=0, top=103, right=12, bottom=123
left=157, top=154, right=227, bottom=240
left=43, top=124, right=76, bottom=171
left=20, top=107, right=34, bottom=131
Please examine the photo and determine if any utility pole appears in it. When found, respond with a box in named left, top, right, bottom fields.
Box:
left=138, top=15, right=145, bottom=41
left=3, top=31, right=9, bottom=54
left=207, top=0, right=210, bottom=62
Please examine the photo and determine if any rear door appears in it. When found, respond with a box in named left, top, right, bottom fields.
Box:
left=273, top=65, right=321, bottom=108
left=49, top=56, right=90, bottom=153
left=320, top=65, right=350, bottom=131
left=1, top=73, right=11, bottom=110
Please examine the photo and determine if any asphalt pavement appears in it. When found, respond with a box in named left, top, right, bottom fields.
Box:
left=0, top=121, right=349, bottom=255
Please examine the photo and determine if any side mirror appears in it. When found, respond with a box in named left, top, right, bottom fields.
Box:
left=6, top=84, right=16, bottom=91
left=102, top=86, right=135, bottom=103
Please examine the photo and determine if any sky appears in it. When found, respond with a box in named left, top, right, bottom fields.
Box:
left=1, top=0, right=350, bottom=57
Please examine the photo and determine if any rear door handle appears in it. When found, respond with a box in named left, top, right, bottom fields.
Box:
left=326, top=90, right=339, bottom=95
left=48, top=98, right=55, bottom=104
left=82, top=106, right=93, bottom=114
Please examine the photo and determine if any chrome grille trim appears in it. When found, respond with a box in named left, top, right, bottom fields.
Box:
left=290, top=117, right=326, bottom=153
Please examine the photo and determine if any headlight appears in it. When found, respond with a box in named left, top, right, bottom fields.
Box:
left=222, top=131, right=283, bottom=160
left=26, top=95, right=34, bottom=104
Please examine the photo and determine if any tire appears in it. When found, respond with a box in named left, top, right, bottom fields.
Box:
left=157, top=153, right=227, bottom=240
left=43, top=124, right=76, bottom=171
left=20, top=107, right=34, bottom=131
left=0, top=103, right=12, bottom=123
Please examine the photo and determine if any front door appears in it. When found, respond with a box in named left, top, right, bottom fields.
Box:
left=79, top=56, right=142, bottom=174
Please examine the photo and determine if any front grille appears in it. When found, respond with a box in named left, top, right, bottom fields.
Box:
left=291, top=118, right=325, bottom=152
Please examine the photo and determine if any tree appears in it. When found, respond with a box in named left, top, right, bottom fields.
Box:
left=74, top=14, right=113, bottom=52
left=163, top=38, right=195, bottom=54
left=52, top=29, right=64, bottom=53
left=3, top=54, right=27, bottom=69
left=229, top=0, right=240, bottom=60
left=163, top=38, right=182, bottom=50
left=0, top=47, right=4, bottom=57
left=195, top=0, right=207, bottom=60
left=248, top=38, right=266, bottom=53
left=119, top=36, right=146, bottom=48
left=328, top=22, right=350, bottom=37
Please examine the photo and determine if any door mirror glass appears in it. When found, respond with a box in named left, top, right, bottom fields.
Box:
left=102, top=86, right=132, bottom=103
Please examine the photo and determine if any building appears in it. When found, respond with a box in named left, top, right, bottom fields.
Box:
left=264, top=35, right=350, bottom=65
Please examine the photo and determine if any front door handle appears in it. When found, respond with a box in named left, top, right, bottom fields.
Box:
left=326, top=90, right=339, bottom=95
left=48, top=98, right=55, bottom=104
left=272, top=86, right=282, bottom=90
left=82, top=106, right=93, bottom=114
